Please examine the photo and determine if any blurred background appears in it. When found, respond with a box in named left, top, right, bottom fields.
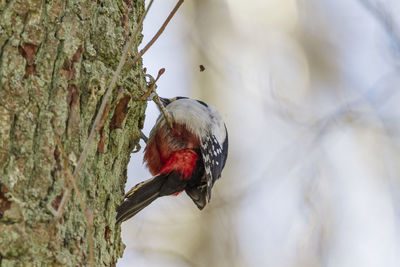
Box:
left=119, top=0, right=400, bottom=266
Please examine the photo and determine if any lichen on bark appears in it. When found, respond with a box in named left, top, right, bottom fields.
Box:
left=0, top=0, right=146, bottom=265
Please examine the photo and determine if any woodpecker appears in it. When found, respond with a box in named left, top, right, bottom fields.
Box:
left=116, top=97, right=228, bottom=223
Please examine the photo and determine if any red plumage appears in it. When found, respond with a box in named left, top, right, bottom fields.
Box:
left=159, top=150, right=198, bottom=179
left=144, top=122, right=200, bottom=176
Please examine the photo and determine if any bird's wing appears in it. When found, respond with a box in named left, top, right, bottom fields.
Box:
left=200, top=130, right=228, bottom=201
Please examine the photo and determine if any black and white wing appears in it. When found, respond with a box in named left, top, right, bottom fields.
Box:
left=200, top=125, right=228, bottom=201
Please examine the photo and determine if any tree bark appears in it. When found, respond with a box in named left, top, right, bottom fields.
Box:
left=0, top=0, right=146, bottom=265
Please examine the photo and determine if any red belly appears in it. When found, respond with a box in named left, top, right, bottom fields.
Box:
left=143, top=122, right=200, bottom=175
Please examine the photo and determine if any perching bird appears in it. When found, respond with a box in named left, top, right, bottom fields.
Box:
left=116, top=97, right=228, bottom=223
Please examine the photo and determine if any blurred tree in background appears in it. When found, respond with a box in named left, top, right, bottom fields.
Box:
left=120, top=0, right=400, bottom=266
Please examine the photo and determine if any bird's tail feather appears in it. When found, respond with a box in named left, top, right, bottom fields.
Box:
left=116, top=175, right=165, bottom=223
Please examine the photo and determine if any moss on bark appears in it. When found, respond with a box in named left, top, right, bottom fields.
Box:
left=0, top=0, right=146, bottom=265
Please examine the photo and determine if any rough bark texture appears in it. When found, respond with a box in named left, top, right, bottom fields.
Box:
left=0, top=0, right=146, bottom=265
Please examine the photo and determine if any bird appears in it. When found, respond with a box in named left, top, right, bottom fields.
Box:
left=116, top=96, right=228, bottom=223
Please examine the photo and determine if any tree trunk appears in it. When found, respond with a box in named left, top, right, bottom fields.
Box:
left=0, top=0, right=146, bottom=265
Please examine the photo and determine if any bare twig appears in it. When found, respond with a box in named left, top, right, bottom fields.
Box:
left=139, top=69, right=174, bottom=129
left=153, top=93, right=173, bottom=129
left=140, top=131, right=149, bottom=143
left=98, top=86, right=125, bottom=129
left=110, top=86, right=125, bottom=108
left=50, top=188, right=70, bottom=220
left=127, top=0, right=185, bottom=69
left=138, top=69, right=165, bottom=101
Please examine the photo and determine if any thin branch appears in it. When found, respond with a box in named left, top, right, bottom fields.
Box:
left=49, top=188, right=70, bottom=219
left=138, top=70, right=165, bottom=101
left=139, top=69, right=173, bottom=129
left=152, top=93, right=173, bottom=129
left=127, top=0, right=185, bottom=69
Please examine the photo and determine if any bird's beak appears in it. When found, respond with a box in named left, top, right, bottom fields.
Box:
left=159, top=97, right=171, bottom=107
